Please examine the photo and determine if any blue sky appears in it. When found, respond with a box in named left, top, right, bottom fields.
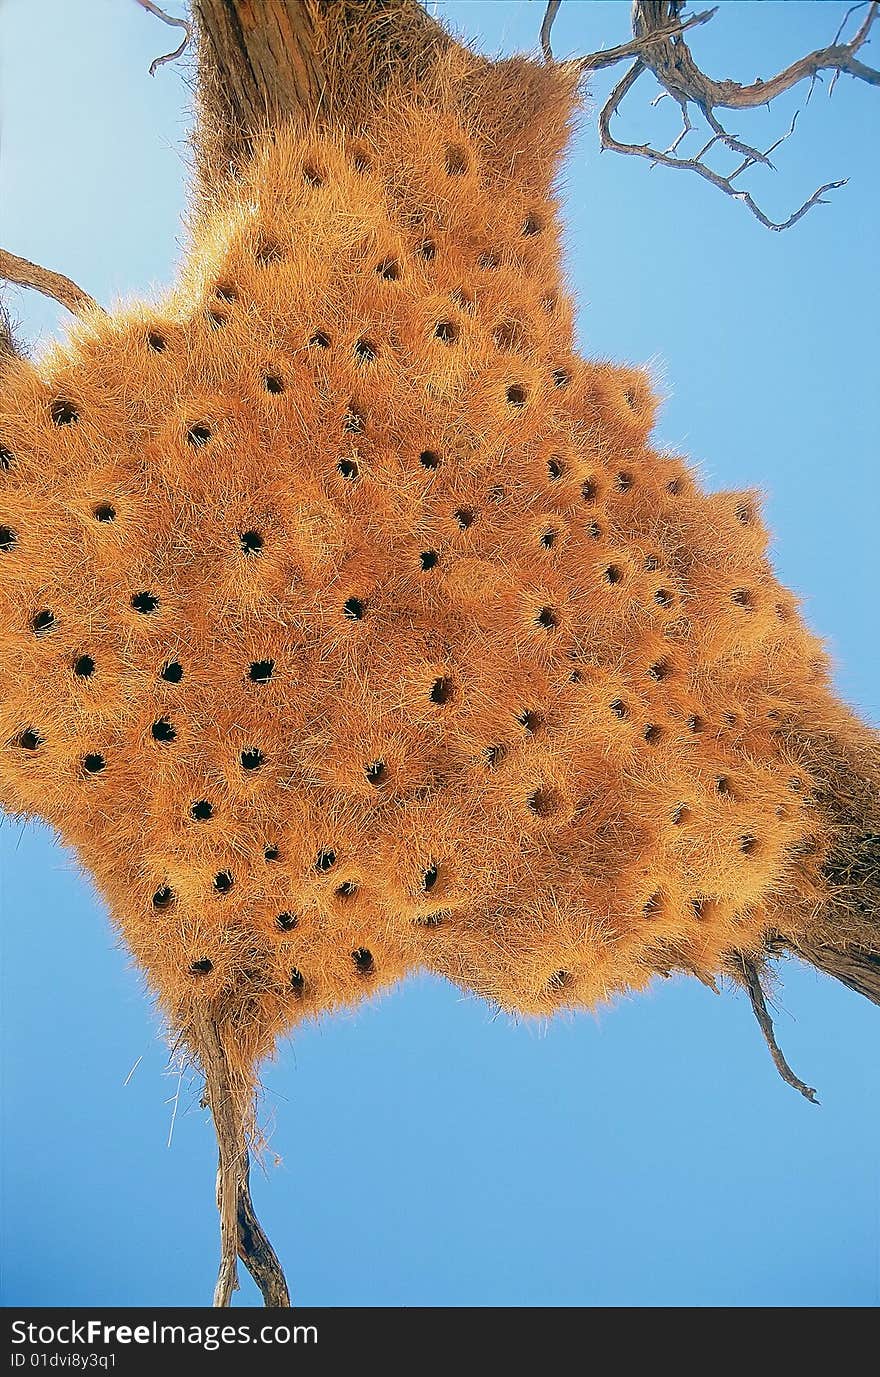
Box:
left=1, top=0, right=877, bottom=1307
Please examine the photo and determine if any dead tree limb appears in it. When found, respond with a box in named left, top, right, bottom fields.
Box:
left=737, top=956, right=819, bottom=1104
left=132, top=0, right=192, bottom=75
left=0, top=247, right=102, bottom=317
left=543, top=0, right=878, bottom=228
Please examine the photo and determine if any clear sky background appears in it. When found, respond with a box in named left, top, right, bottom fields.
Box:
left=0, top=0, right=877, bottom=1307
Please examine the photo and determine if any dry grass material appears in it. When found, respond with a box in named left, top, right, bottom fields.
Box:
left=0, top=39, right=876, bottom=1119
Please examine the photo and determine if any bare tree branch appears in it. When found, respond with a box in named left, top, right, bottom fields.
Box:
left=133, top=0, right=192, bottom=76
left=543, top=3, right=718, bottom=70
left=738, top=957, right=819, bottom=1104
left=546, top=0, right=878, bottom=229
left=540, top=0, right=561, bottom=64
left=0, top=247, right=102, bottom=317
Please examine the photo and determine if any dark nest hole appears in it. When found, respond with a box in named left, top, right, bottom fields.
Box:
left=654, top=588, right=674, bottom=608
left=643, top=724, right=662, bottom=745
left=377, top=258, right=399, bottom=281
left=610, top=698, right=628, bottom=720
left=315, top=848, right=337, bottom=873
left=343, top=596, right=365, bottom=620
left=186, top=423, right=211, bottom=447
left=191, top=800, right=213, bottom=821
left=276, top=912, right=298, bottom=932
left=352, top=947, right=374, bottom=976
left=548, top=456, right=565, bottom=481
left=0, top=447, right=13, bottom=471
left=249, top=659, right=274, bottom=684
left=615, top=472, right=634, bottom=493
left=643, top=892, right=663, bottom=920
left=190, top=958, right=213, bottom=976
left=484, top=744, right=506, bottom=768
left=454, top=507, right=476, bottom=530
left=131, top=591, right=159, bottom=614
left=147, top=331, right=166, bottom=352
left=528, top=788, right=560, bottom=819
left=290, top=968, right=306, bottom=997
left=264, top=845, right=281, bottom=862
left=445, top=144, right=469, bottom=176
left=522, top=214, right=542, bottom=237
left=420, top=449, right=441, bottom=470
left=478, top=251, right=499, bottom=270
left=434, top=320, right=458, bottom=344
left=0, top=525, right=17, bottom=552
left=355, top=338, right=377, bottom=363
left=338, top=458, right=359, bottom=480
left=240, top=747, right=265, bottom=771
left=161, top=660, right=183, bottom=683
left=422, top=863, right=439, bottom=892
left=518, top=709, right=543, bottom=735
left=151, top=717, right=176, bottom=744
left=547, top=969, right=573, bottom=995
left=430, top=676, right=454, bottom=706
left=32, top=609, right=55, bottom=635
left=93, top=502, right=116, bottom=522
left=365, top=760, right=387, bottom=787
left=604, top=564, right=623, bottom=586
left=420, top=550, right=439, bottom=571
left=213, top=871, right=234, bottom=895
left=336, top=881, right=358, bottom=900
left=418, top=240, right=437, bottom=261
left=309, top=330, right=331, bottom=349
left=15, top=729, right=42, bottom=751
left=254, top=236, right=283, bottom=266
left=265, top=374, right=285, bottom=394
left=51, top=399, right=78, bottom=426
left=74, top=654, right=95, bottom=679
left=540, top=530, right=557, bottom=550
left=552, top=368, right=571, bottom=389
left=152, top=885, right=174, bottom=910
left=506, top=384, right=527, bottom=408
left=536, top=606, right=558, bottom=630
left=240, top=530, right=264, bottom=556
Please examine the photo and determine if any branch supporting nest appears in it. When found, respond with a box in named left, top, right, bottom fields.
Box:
left=738, top=956, right=819, bottom=1104
left=0, top=248, right=102, bottom=318
left=542, top=0, right=878, bottom=228
left=194, top=1010, right=291, bottom=1308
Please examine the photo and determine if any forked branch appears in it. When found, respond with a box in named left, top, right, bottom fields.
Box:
left=194, top=1010, right=291, bottom=1308
left=542, top=0, right=878, bottom=229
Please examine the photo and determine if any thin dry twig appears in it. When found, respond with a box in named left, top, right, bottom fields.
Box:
left=133, top=0, right=192, bottom=76
left=0, top=247, right=102, bottom=316
left=739, top=957, right=819, bottom=1104
left=543, top=0, right=878, bottom=229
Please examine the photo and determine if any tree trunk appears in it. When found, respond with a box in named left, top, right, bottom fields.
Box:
left=192, top=0, right=450, bottom=201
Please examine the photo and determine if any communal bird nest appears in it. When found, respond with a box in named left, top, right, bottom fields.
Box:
left=1, top=1, right=877, bottom=1307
